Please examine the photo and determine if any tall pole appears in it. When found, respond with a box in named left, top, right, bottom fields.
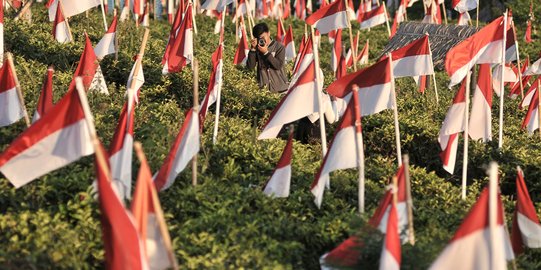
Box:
left=488, top=161, right=500, bottom=270
left=382, top=2, right=392, bottom=37
left=310, top=26, right=328, bottom=159
left=192, top=58, right=199, bottom=186
left=461, top=71, right=471, bottom=200
left=403, top=154, right=415, bottom=245
left=537, top=78, right=541, bottom=140
left=100, top=0, right=109, bottom=31
left=427, top=33, right=439, bottom=105
left=344, top=0, right=357, bottom=71
left=352, top=85, right=365, bottom=213
left=212, top=13, right=225, bottom=145
left=388, top=53, right=402, bottom=166
left=498, top=11, right=508, bottom=149
left=511, top=20, right=525, bottom=99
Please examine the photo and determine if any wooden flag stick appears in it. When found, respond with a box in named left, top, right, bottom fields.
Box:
left=352, top=84, right=365, bottom=213
left=129, top=28, right=150, bottom=92
left=14, top=0, right=33, bottom=22
left=382, top=2, right=392, bottom=38
left=461, top=71, right=471, bottom=200
left=100, top=0, right=109, bottom=31
left=476, top=1, right=479, bottom=28
left=511, top=21, right=525, bottom=99
left=114, top=9, right=120, bottom=61
left=392, top=176, right=398, bottom=206
left=488, top=161, right=501, bottom=269
left=426, top=33, right=439, bottom=105
left=498, top=11, right=508, bottom=149
left=58, top=0, right=74, bottom=42
left=311, top=26, right=328, bottom=158
left=537, top=78, right=541, bottom=140
left=212, top=15, right=225, bottom=145
left=191, top=1, right=198, bottom=35
left=192, top=58, right=199, bottom=185
left=344, top=0, right=357, bottom=72
left=403, top=154, right=415, bottom=245
left=441, top=2, right=447, bottom=25
left=388, top=53, right=402, bottom=166
left=6, top=53, right=30, bottom=127
left=133, top=142, right=179, bottom=270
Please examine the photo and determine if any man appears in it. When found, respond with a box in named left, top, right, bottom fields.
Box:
left=247, top=23, right=289, bottom=93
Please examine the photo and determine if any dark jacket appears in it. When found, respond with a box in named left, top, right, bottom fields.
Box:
left=246, top=40, right=289, bottom=93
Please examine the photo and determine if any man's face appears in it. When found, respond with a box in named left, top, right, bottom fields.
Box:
left=258, top=32, right=271, bottom=45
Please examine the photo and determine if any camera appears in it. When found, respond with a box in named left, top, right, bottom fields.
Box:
left=258, top=38, right=266, bottom=47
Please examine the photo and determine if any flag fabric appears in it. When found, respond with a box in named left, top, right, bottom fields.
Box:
left=131, top=149, right=174, bottom=270
left=305, top=0, right=349, bottom=34
left=379, top=200, right=401, bottom=270
left=72, top=34, right=108, bottom=94
left=320, top=236, right=361, bottom=268
left=126, top=61, right=145, bottom=104
left=511, top=168, right=541, bottom=255
left=292, top=35, right=314, bottom=81
left=331, top=29, right=342, bottom=73
left=521, top=81, right=539, bottom=135
left=358, top=40, right=369, bottom=65
left=326, top=57, right=393, bottom=116
left=524, top=57, right=541, bottom=76
left=94, top=15, right=118, bottom=60
left=310, top=96, right=361, bottom=208
left=154, top=108, right=200, bottom=191
left=423, top=0, right=442, bottom=24
left=162, top=5, right=194, bottom=74
left=336, top=50, right=347, bottom=79
left=525, top=20, right=532, bottom=43
left=445, top=16, right=508, bottom=87
left=163, top=3, right=184, bottom=59
left=492, top=64, right=517, bottom=97
left=95, top=146, right=148, bottom=270
left=47, top=0, right=101, bottom=21
left=263, top=131, right=293, bottom=198
left=138, top=3, right=150, bottom=27
left=505, top=26, right=517, bottom=63
left=457, top=11, right=471, bottom=26
left=356, top=5, right=386, bottom=29
left=520, top=78, right=538, bottom=110
left=133, top=0, right=145, bottom=16
left=284, top=25, right=296, bottom=62
left=233, top=22, right=249, bottom=65
left=233, top=0, right=248, bottom=21
left=0, top=80, right=94, bottom=188
left=438, top=79, right=467, bottom=174
left=345, top=32, right=359, bottom=68
left=294, top=0, right=306, bottom=19
left=52, top=3, right=72, bottom=43
left=0, top=59, right=25, bottom=127
left=428, top=187, right=515, bottom=270
left=202, top=0, right=234, bottom=11
left=32, top=67, right=54, bottom=123
left=200, top=44, right=224, bottom=124
left=276, top=20, right=285, bottom=43
left=258, top=60, right=323, bottom=140
left=510, top=58, right=531, bottom=99
left=451, top=0, right=477, bottom=13
left=385, top=35, right=434, bottom=78
left=469, top=64, right=492, bottom=142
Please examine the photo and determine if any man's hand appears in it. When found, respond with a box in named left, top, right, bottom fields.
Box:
left=250, top=38, right=257, bottom=50
left=258, top=41, right=269, bottom=54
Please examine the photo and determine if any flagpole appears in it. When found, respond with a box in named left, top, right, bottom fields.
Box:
left=461, top=71, right=471, bottom=200
left=382, top=2, right=392, bottom=38
left=58, top=0, right=74, bottom=42
left=6, top=53, right=30, bottom=127
left=441, top=2, right=447, bottom=25
left=114, top=9, right=120, bottom=61
left=190, top=1, right=198, bottom=35
left=74, top=76, right=100, bottom=160
left=310, top=26, right=328, bottom=158
left=511, top=20, right=525, bottom=99
left=476, top=1, right=479, bottom=28
left=352, top=85, right=365, bottom=213
left=392, top=175, right=398, bottom=206
left=426, top=33, right=439, bottom=105
left=403, top=154, right=415, bottom=245
left=344, top=0, right=357, bottom=71
left=537, top=78, right=541, bottom=140
left=13, top=1, right=32, bottom=22
left=192, top=58, right=199, bottom=185
left=488, top=161, right=499, bottom=270
left=212, top=13, right=225, bottom=145
left=388, top=53, right=402, bottom=166
left=133, top=142, right=179, bottom=270
left=100, top=0, right=109, bottom=31
left=498, top=11, right=508, bottom=149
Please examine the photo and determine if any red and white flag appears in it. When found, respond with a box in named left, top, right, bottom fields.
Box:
left=451, top=0, right=477, bottom=13
left=133, top=0, right=145, bottom=16
left=492, top=64, right=517, bottom=97
left=233, top=21, right=249, bottom=65
left=520, top=77, right=538, bottom=110
left=162, top=5, right=194, bottom=74
left=73, top=34, right=108, bottom=94
left=0, top=0, right=4, bottom=64
left=263, top=131, right=293, bottom=198
left=331, top=29, right=342, bottom=73
left=358, top=39, right=369, bottom=65
left=336, top=50, right=347, bottom=79
left=233, top=0, right=249, bottom=21
left=200, top=44, right=224, bottom=124
left=511, top=168, right=541, bottom=255
left=445, top=16, right=508, bottom=87
left=524, top=57, right=541, bottom=76
left=292, top=35, right=314, bottom=82
left=131, top=150, right=175, bottom=270
left=386, top=35, right=434, bottom=78
left=294, top=0, right=306, bottom=19
left=379, top=200, right=401, bottom=270
left=154, top=108, right=200, bottom=191
left=423, top=0, right=442, bottom=24
left=0, top=79, right=94, bottom=188
left=310, top=96, right=361, bottom=207
left=525, top=20, right=532, bottom=43
left=428, top=187, right=515, bottom=270
left=469, top=64, right=492, bottom=142
left=521, top=80, right=539, bottom=135
left=0, top=59, right=25, bottom=127
left=138, top=3, right=150, bottom=27
left=326, top=57, right=393, bottom=116
left=94, top=15, right=118, bottom=60
left=95, top=146, right=148, bottom=270
left=306, top=0, right=349, bottom=34
left=202, top=0, right=234, bottom=11
left=509, top=59, right=531, bottom=99
left=52, top=3, right=72, bottom=43
left=258, top=60, right=323, bottom=139
left=276, top=19, right=285, bottom=43
left=345, top=32, right=359, bottom=68
left=457, top=12, right=471, bottom=26
left=47, top=0, right=101, bottom=21
left=32, top=67, right=54, bottom=123
left=438, top=79, right=466, bottom=174
left=320, top=236, right=361, bottom=268
left=284, top=25, right=297, bottom=62
left=356, top=5, right=386, bottom=29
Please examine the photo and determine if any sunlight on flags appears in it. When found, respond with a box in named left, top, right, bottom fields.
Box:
left=511, top=167, right=541, bottom=255
left=306, top=0, right=349, bottom=34
left=162, top=4, right=194, bottom=74
left=32, top=67, right=55, bottom=123
left=0, top=56, right=26, bottom=127
left=47, top=0, right=102, bottom=21
left=94, top=15, right=118, bottom=60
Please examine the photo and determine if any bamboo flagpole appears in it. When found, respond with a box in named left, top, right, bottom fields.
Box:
left=537, top=78, right=541, bottom=140
left=352, top=85, right=366, bottom=213
left=511, top=20, right=525, bottom=99
left=133, top=142, right=179, bottom=270
left=6, top=53, right=30, bottom=127
left=403, top=154, right=415, bottom=245
left=310, top=25, right=328, bottom=158
left=14, top=0, right=32, bottom=22
left=344, top=0, right=357, bottom=71
left=212, top=12, right=225, bottom=145
left=426, top=33, right=439, bottom=105
left=441, top=1, right=447, bottom=25
left=388, top=53, right=402, bottom=166
left=498, top=11, right=508, bottom=149
left=488, top=161, right=502, bottom=270
left=382, top=2, right=392, bottom=38
left=58, top=0, right=74, bottom=42
left=100, top=0, right=109, bottom=31
left=461, top=71, right=471, bottom=200
left=192, top=58, right=199, bottom=185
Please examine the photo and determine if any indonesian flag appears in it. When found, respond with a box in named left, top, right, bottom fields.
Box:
left=276, top=20, right=285, bottom=43
left=369, top=165, right=411, bottom=242
left=356, top=4, right=386, bottom=30
left=131, top=150, right=175, bottom=270
left=162, top=5, right=194, bottom=74
left=233, top=22, right=249, bottom=65
left=214, top=12, right=223, bottom=34
left=423, top=0, right=442, bottom=24
left=511, top=168, right=541, bottom=255
left=72, top=34, right=108, bottom=94
left=428, top=187, right=515, bottom=270
left=283, top=0, right=291, bottom=19
left=524, top=57, right=541, bottom=76
left=52, top=3, right=72, bottom=43
left=469, top=64, right=492, bottom=142
left=492, top=64, right=517, bottom=97
left=0, top=0, right=3, bottom=64
left=458, top=12, right=471, bottom=26
left=0, top=59, right=25, bottom=127
left=395, top=0, right=407, bottom=24
left=451, top=0, right=477, bottom=13
left=202, top=0, right=234, bottom=11
left=520, top=77, right=538, bottom=110
left=294, top=0, right=306, bottom=19
left=94, top=15, right=118, bottom=60
left=521, top=81, right=539, bottom=135
left=263, top=131, right=293, bottom=197
left=0, top=79, right=94, bottom=188
left=120, top=0, right=130, bottom=21
left=326, top=57, right=393, bottom=116
left=138, top=3, right=150, bottom=27
left=379, top=201, right=401, bottom=270
left=154, top=108, right=200, bottom=191
left=310, top=95, right=361, bottom=207
left=200, top=44, right=223, bottom=124
left=331, top=29, right=342, bottom=73
left=284, top=25, right=296, bottom=62
left=47, top=0, right=102, bottom=21
left=525, top=20, right=532, bottom=43
left=320, top=236, right=362, bottom=268
left=32, top=67, right=55, bottom=123
left=358, top=40, right=369, bottom=65
left=445, top=16, right=509, bottom=87
left=167, top=0, right=175, bottom=23
left=290, top=36, right=315, bottom=88
left=233, top=0, right=248, bottom=21
left=386, top=35, right=434, bottom=78
left=345, top=33, right=360, bottom=67
left=126, top=61, right=145, bottom=104
left=306, top=0, right=349, bottom=34
left=95, top=146, right=148, bottom=270
left=438, top=79, right=466, bottom=174
left=337, top=50, right=347, bottom=79
left=510, top=58, right=530, bottom=99
left=258, top=60, right=323, bottom=140
left=133, top=0, right=145, bottom=16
